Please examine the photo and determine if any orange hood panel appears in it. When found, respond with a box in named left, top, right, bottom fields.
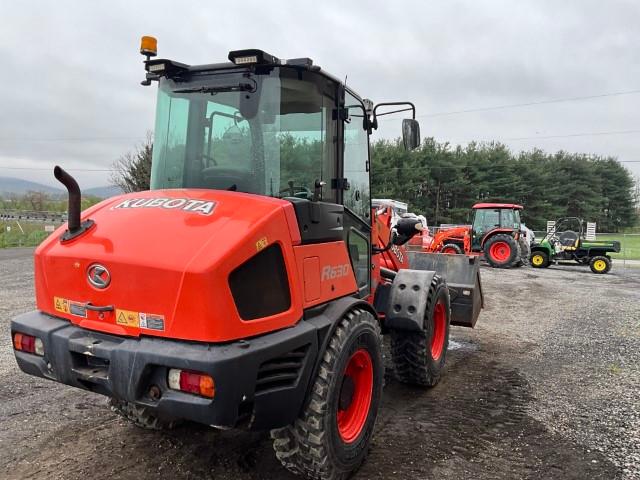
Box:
left=35, top=189, right=304, bottom=342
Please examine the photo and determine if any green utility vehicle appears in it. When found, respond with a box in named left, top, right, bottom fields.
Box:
left=530, top=217, right=620, bottom=274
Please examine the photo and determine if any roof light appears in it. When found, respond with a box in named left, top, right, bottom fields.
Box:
left=235, top=55, right=258, bottom=65
left=140, top=36, right=157, bottom=57
left=228, top=49, right=280, bottom=66
left=148, top=63, right=166, bottom=73
left=286, top=57, right=314, bottom=68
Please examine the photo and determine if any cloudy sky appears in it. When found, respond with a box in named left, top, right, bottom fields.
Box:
left=0, top=0, right=639, bottom=188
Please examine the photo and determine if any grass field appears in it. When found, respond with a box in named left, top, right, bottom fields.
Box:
left=0, top=220, right=60, bottom=248
left=595, top=233, right=640, bottom=261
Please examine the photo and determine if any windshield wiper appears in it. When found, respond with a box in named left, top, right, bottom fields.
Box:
left=174, top=81, right=256, bottom=94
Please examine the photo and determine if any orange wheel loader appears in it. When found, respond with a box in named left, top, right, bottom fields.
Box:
left=11, top=39, right=483, bottom=480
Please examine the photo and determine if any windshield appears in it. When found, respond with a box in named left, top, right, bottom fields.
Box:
left=150, top=67, right=337, bottom=200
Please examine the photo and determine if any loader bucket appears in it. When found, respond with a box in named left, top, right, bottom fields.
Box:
left=408, top=252, right=483, bottom=328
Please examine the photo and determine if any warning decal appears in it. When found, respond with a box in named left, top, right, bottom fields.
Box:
left=139, top=312, right=165, bottom=331
left=115, top=309, right=140, bottom=328
left=256, top=236, right=268, bottom=252
left=54, top=296, right=70, bottom=314
left=54, top=297, right=87, bottom=318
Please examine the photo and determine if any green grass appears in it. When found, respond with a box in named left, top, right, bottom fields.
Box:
left=595, top=233, right=640, bottom=261
left=0, top=220, right=60, bottom=248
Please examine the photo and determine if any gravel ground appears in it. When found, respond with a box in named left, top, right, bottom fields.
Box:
left=0, top=248, right=639, bottom=479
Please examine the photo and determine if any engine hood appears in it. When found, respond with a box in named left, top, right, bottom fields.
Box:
left=35, top=189, right=304, bottom=342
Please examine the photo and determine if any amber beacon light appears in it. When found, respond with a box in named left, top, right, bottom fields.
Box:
left=140, top=36, right=158, bottom=57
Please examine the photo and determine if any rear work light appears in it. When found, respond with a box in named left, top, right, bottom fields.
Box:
left=168, top=369, right=214, bottom=398
left=13, top=332, right=44, bottom=356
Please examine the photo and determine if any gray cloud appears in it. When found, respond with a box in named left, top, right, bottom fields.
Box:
left=0, top=0, right=638, bottom=189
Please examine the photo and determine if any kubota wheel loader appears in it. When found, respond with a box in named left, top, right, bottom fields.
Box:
left=11, top=38, right=483, bottom=480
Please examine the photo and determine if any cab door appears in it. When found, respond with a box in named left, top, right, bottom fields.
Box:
left=342, top=91, right=371, bottom=298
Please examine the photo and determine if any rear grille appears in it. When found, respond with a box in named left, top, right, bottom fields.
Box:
left=255, top=345, right=309, bottom=393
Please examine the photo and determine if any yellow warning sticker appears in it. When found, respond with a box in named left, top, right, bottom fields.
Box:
left=256, top=236, right=268, bottom=252
left=53, top=297, right=87, bottom=317
left=115, top=309, right=140, bottom=328
left=54, top=296, right=70, bottom=314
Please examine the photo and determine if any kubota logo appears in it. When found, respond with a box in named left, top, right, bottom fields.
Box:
left=87, top=264, right=111, bottom=289
left=321, top=264, right=350, bottom=281
left=111, top=197, right=216, bottom=215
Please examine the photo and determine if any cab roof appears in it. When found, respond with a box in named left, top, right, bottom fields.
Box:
left=472, top=203, right=524, bottom=210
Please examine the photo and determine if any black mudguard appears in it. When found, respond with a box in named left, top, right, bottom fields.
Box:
left=383, top=269, right=437, bottom=331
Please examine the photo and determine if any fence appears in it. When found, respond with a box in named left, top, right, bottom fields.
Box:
left=0, top=217, right=65, bottom=248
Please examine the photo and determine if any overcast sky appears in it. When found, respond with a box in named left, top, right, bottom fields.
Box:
left=0, top=0, right=639, bottom=188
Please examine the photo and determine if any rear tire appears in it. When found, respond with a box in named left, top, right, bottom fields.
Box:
left=390, top=274, right=451, bottom=387
left=530, top=250, right=550, bottom=268
left=589, top=255, right=611, bottom=274
left=271, top=308, right=383, bottom=480
left=484, top=234, right=518, bottom=268
left=440, top=243, right=463, bottom=255
left=109, top=398, right=180, bottom=430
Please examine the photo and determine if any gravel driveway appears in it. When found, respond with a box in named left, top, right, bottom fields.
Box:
left=1, top=248, right=638, bottom=479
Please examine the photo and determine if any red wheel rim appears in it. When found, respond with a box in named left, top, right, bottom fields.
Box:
left=337, top=349, right=373, bottom=443
left=442, top=246, right=457, bottom=254
left=488, top=241, right=511, bottom=262
left=430, top=301, right=446, bottom=360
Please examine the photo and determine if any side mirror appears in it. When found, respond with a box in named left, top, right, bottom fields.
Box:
left=402, top=119, right=420, bottom=150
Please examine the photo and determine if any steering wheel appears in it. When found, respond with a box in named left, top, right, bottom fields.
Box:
left=199, top=153, right=217, bottom=166
left=278, top=185, right=313, bottom=199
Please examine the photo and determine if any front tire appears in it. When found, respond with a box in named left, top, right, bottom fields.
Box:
left=530, top=250, right=549, bottom=268
left=589, top=255, right=611, bottom=274
left=441, top=243, right=463, bottom=255
left=109, top=398, right=180, bottom=430
left=390, top=274, right=451, bottom=387
left=484, top=234, right=519, bottom=268
left=271, top=308, right=383, bottom=480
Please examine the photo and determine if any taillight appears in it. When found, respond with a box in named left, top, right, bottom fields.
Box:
left=13, top=332, right=44, bottom=356
left=168, top=369, right=214, bottom=398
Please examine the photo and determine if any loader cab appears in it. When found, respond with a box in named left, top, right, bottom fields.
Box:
left=144, top=49, right=418, bottom=299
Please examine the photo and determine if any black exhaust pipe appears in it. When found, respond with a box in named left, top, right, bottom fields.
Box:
left=54, top=166, right=94, bottom=242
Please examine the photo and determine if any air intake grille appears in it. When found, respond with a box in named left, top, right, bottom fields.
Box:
left=255, top=345, right=309, bottom=393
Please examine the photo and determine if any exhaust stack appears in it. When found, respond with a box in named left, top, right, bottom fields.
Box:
left=54, top=166, right=94, bottom=242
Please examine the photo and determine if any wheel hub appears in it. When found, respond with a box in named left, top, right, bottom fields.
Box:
left=489, top=241, right=511, bottom=262
left=339, top=376, right=355, bottom=410
left=430, top=300, right=446, bottom=360
left=336, top=349, right=373, bottom=444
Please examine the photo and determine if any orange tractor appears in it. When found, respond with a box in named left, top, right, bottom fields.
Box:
left=11, top=40, right=483, bottom=480
left=432, top=203, right=529, bottom=267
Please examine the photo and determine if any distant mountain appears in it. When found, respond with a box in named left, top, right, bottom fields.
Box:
left=84, top=185, right=123, bottom=198
left=0, top=177, right=122, bottom=199
left=0, top=177, right=62, bottom=195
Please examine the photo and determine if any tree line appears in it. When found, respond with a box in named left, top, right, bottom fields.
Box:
left=371, top=138, right=638, bottom=232
left=0, top=191, right=101, bottom=213
left=108, top=135, right=638, bottom=232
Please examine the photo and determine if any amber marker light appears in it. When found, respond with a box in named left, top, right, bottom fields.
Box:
left=140, top=36, right=157, bottom=57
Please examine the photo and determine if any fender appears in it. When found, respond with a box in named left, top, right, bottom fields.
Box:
left=383, top=269, right=437, bottom=331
